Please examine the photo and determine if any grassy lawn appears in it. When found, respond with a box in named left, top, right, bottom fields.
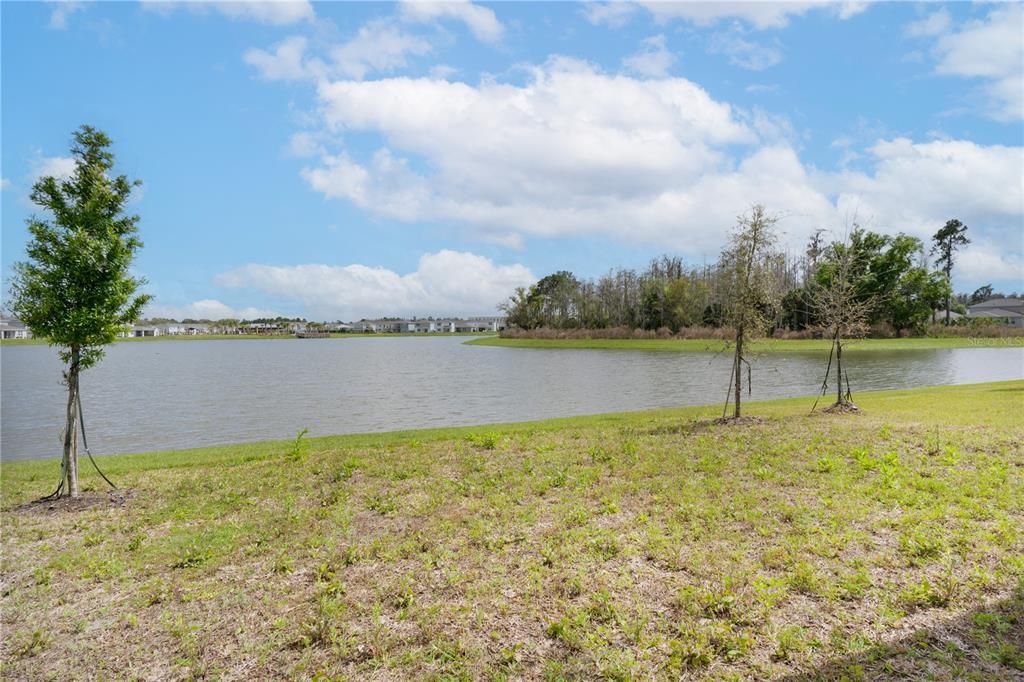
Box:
left=466, top=336, right=1024, bottom=353
left=2, top=381, right=1022, bottom=680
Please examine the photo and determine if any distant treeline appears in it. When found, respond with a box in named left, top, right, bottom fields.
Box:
left=501, top=228, right=1013, bottom=336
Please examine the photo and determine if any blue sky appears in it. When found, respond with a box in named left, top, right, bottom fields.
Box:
left=2, top=1, right=1022, bottom=320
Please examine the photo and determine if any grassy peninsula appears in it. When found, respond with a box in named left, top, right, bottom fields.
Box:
left=466, top=335, right=1024, bottom=353
left=2, top=381, right=1023, bottom=679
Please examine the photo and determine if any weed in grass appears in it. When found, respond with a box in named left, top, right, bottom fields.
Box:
left=815, top=456, right=839, bottom=473
left=546, top=610, right=589, bottom=650
left=835, top=566, right=873, bottom=601
left=466, top=432, right=502, bottom=450
left=669, top=625, right=714, bottom=671
left=288, top=427, right=309, bottom=462
left=900, top=529, right=946, bottom=563
left=788, top=561, right=822, bottom=596
left=366, top=492, right=398, bottom=515
left=772, top=625, right=810, bottom=661
left=899, top=575, right=956, bottom=611
left=12, top=629, right=51, bottom=658
left=333, top=456, right=361, bottom=482
left=140, top=577, right=173, bottom=606
left=172, top=539, right=213, bottom=569
left=272, top=552, right=295, bottom=575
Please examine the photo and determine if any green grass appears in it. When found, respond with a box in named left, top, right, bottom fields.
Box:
left=466, top=335, right=1024, bottom=353
left=2, top=381, right=1022, bottom=679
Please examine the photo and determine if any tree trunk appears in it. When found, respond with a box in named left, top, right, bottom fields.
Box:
left=945, top=266, right=952, bottom=325
left=734, top=325, right=743, bottom=419
left=62, top=345, right=81, bottom=498
left=835, top=336, right=843, bottom=405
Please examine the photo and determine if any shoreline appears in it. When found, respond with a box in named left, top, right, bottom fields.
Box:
left=3, top=378, right=1020, bottom=472
left=465, top=335, right=1024, bottom=352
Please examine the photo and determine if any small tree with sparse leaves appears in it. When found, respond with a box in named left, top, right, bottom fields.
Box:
left=9, top=125, right=150, bottom=499
left=812, top=237, right=876, bottom=411
left=718, top=205, right=784, bottom=419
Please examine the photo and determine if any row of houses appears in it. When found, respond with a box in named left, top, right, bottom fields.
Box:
left=5, top=301, right=1020, bottom=339
left=349, top=316, right=507, bottom=333
left=110, top=316, right=509, bottom=337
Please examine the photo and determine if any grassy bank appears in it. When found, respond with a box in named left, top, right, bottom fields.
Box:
left=3, top=382, right=1022, bottom=679
left=466, top=335, right=1024, bottom=353
left=1, top=332, right=497, bottom=347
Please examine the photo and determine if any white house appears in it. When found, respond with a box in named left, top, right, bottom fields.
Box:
left=0, top=317, right=32, bottom=339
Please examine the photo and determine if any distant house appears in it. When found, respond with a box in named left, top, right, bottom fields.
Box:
left=0, top=317, right=32, bottom=339
left=126, top=325, right=160, bottom=337
left=454, top=316, right=507, bottom=332
left=968, top=298, right=1024, bottom=328
left=161, top=323, right=211, bottom=336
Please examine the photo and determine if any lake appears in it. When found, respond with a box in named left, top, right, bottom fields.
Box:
left=2, top=336, right=1022, bottom=460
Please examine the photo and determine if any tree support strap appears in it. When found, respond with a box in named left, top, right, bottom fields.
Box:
left=36, top=381, right=117, bottom=502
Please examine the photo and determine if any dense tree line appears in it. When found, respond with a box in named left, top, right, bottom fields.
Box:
left=503, top=223, right=969, bottom=336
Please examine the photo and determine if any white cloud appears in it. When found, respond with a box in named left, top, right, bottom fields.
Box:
left=905, top=8, right=951, bottom=39
left=708, top=29, right=782, bottom=70
left=214, top=250, right=535, bottom=318
left=49, top=1, right=85, bottom=29
left=912, top=4, right=1023, bottom=121
left=285, top=131, right=322, bottom=158
left=825, top=138, right=1024, bottom=242
left=331, top=19, right=433, bottom=80
left=400, top=0, right=504, bottom=43
left=142, top=0, right=313, bottom=25
left=244, top=36, right=311, bottom=81
left=623, top=34, right=675, bottom=77
left=582, top=2, right=639, bottom=28
left=145, top=299, right=278, bottom=321
left=279, top=57, right=1021, bottom=278
left=957, top=241, right=1024, bottom=286
left=31, top=156, right=76, bottom=182
left=1, top=177, right=10, bottom=190
left=639, top=1, right=866, bottom=30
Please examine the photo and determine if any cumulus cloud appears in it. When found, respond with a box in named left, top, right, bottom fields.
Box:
left=331, top=19, right=433, bottom=80
left=1, top=178, right=11, bottom=190
left=214, top=250, right=535, bottom=319
left=400, top=0, right=503, bottom=43
left=244, top=21, right=433, bottom=82
left=142, top=0, right=314, bottom=25
left=244, top=35, right=311, bottom=81
left=623, top=34, right=675, bottom=77
left=639, top=1, right=867, bottom=30
left=910, top=4, right=1023, bottom=121
left=290, top=57, right=1022, bottom=273
left=145, top=299, right=278, bottom=321
left=582, top=2, right=639, bottom=28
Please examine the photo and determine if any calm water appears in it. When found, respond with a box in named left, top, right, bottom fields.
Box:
left=2, top=337, right=1022, bottom=460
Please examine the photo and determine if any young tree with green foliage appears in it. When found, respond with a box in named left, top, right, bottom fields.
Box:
left=9, top=126, right=150, bottom=499
left=931, top=219, right=970, bottom=325
left=719, top=205, right=784, bottom=419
